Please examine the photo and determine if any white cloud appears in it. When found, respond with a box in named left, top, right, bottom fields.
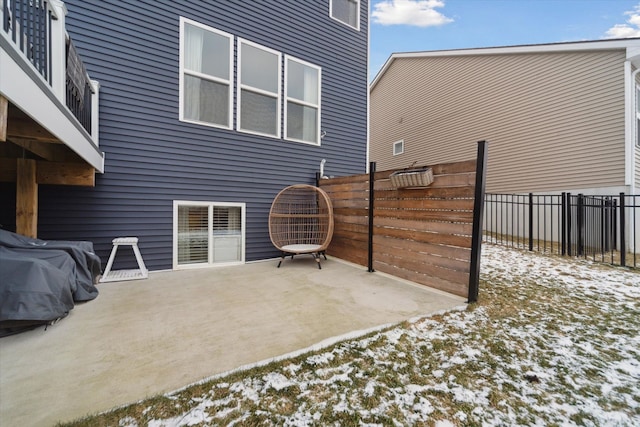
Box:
left=372, top=0, right=454, bottom=27
left=604, top=4, right=640, bottom=38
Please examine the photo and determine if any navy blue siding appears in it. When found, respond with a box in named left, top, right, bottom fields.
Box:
left=34, top=0, right=368, bottom=270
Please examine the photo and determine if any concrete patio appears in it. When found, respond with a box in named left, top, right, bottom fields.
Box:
left=0, top=256, right=465, bottom=426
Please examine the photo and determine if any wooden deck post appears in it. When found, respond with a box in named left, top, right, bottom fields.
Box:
left=0, top=95, right=8, bottom=142
left=16, top=158, right=38, bottom=238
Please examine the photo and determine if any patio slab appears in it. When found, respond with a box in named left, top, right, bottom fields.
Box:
left=0, top=256, right=465, bottom=426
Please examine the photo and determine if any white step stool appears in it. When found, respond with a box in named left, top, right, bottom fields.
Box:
left=100, top=237, right=148, bottom=283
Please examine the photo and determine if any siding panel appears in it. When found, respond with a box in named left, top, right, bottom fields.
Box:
left=370, top=50, right=626, bottom=193
left=32, top=0, right=368, bottom=270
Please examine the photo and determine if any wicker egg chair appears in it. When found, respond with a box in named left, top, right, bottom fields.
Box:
left=269, top=184, right=334, bottom=269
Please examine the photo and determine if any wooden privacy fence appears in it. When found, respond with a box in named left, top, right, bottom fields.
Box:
left=319, top=141, right=488, bottom=301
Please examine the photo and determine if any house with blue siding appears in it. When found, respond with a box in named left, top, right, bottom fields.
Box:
left=0, top=0, right=368, bottom=271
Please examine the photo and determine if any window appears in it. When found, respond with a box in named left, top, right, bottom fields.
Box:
left=179, top=18, right=233, bottom=128
left=285, top=56, right=321, bottom=145
left=173, top=201, right=245, bottom=269
left=238, top=39, right=281, bottom=137
left=393, top=140, right=404, bottom=156
left=330, top=0, right=360, bottom=30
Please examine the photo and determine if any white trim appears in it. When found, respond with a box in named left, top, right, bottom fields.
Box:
left=393, top=139, right=404, bottom=156
left=330, top=0, right=360, bottom=31
left=237, top=38, right=281, bottom=138
left=173, top=200, right=246, bottom=270
left=178, top=17, right=233, bottom=130
left=284, top=55, right=321, bottom=146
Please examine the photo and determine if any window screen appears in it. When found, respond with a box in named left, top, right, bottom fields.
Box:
left=331, top=0, right=359, bottom=30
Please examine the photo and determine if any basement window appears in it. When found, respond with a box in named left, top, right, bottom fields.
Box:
left=173, top=201, right=245, bottom=269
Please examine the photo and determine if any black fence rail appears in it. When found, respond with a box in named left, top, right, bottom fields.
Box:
left=484, top=193, right=639, bottom=268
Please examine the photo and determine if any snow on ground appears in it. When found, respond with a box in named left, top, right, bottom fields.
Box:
left=119, top=245, right=639, bottom=426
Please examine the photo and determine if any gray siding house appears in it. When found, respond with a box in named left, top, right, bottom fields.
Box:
left=1, top=0, right=368, bottom=271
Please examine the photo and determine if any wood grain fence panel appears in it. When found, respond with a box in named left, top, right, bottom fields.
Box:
left=334, top=214, right=369, bottom=226
left=333, top=207, right=369, bottom=217
left=374, top=208, right=474, bottom=223
left=374, top=217, right=473, bottom=235
left=374, top=198, right=475, bottom=211
left=373, top=243, right=470, bottom=273
left=373, top=235, right=471, bottom=261
left=321, top=175, right=368, bottom=186
left=374, top=185, right=475, bottom=199
left=331, top=198, right=369, bottom=209
left=322, top=154, right=482, bottom=300
left=374, top=226, right=473, bottom=248
left=373, top=261, right=468, bottom=297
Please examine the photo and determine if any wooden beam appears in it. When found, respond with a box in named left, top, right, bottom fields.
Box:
left=8, top=137, right=77, bottom=161
left=0, top=158, right=95, bottom=186
left=16, top=158, right=38, bottom=238
left=0, top=95, right=7, bottom=142
left=37, top=161, right=95, bottom=186
left=7, top=117, right=59, bottom=142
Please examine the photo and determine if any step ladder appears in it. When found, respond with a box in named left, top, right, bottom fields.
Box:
left=100, top=237, right=148, bottom=283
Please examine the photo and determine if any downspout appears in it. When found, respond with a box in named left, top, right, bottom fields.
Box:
left=627, top=62, right=640, bottom=195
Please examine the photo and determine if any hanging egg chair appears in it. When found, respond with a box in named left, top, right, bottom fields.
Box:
left=268, top=184, right=334, bottom=269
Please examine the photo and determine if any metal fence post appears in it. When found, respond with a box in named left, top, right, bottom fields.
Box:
left=619, top=192, right=626, bottom=267
left=577, top=194, right=584, bottom=256
left=367, top=162, right=376, bottom=273
left=561, top=192, right=566, bottom=255
left=566, top=192, right=572, bottom=256
left=528, top=193, right=534, bottom=251
left=468, top=141, right=488, bottom=304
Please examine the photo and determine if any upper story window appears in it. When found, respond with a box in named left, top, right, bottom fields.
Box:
left=330, top=0, right=360, bottom=30
left=393, top=140, right=404, bottom=156
left=285, top=56, right=321, bottom=145
left=179, top=18, right=233, bottom=129
left=237, top=39, right=281, bottom=137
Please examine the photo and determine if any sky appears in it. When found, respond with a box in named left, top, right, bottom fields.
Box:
left=370, top=0, right=640, bottom=79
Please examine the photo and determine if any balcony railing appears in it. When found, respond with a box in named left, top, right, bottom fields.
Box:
left=1, top=0, right=97, bottom=138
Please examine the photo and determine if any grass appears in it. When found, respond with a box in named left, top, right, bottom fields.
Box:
left=60, top=245, right=640, bottom=426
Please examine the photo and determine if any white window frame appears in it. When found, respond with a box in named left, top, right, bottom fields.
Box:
left=284, top=55, right=321, bottom=146
left=173, top=201, right=246, bottom=270
left=393, top=140, right=404, bottom=156
left=237, top=38, right=282, bottom=138
left=178, top=17, right=233, bottom=130
left=330, top=0, right=360, bottom=31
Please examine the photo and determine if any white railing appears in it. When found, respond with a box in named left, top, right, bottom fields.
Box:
left=1, top=0, right=98, bottom=143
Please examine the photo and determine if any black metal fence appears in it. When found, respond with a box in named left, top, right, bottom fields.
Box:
left=484, top=193, right=639, bottom=268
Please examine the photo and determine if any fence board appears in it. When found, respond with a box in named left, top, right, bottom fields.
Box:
left=321, top=153, right=484, bottom=300
left=331, top=198, right=369, bottom=209
left=373, top=235, right=471, bottom=261
left=374, top=185, right=476, bottom=199
left=374, top=226, right=473, bottom=248
left=373, top=243, right=470, bottom=273
left=373, top=260, right=468, bottom=297
left=374, top=198, right=475, bottom=211
left=374, top=217, right=473, bottom=235
left=374, top=208, right=474, bottom=223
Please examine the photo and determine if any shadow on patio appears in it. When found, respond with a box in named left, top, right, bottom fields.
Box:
left=0, top=256, right=464, bottom=426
